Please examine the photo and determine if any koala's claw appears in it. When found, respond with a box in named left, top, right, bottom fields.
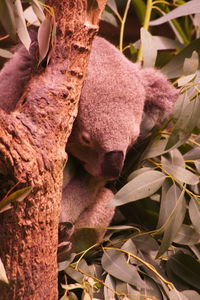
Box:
left=58, top=222, right=74, bottom=243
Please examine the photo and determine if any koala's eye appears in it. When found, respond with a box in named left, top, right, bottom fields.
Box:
left=80, top=132, right=91, bottom=145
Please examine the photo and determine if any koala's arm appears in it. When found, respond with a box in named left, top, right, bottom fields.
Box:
left=60, top=166, right=114, bottom=252
left=72, top=187, right=115, bottom=251
left=60, top=167, right=106, bottom=224
left=0, top=33, right=38, bottom=113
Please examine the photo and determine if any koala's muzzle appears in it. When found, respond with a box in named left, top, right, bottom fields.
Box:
left=102, top=150, right=124, bottom=180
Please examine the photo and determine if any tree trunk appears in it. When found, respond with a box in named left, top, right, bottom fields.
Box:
left=0, top=0, right=106, bottom=299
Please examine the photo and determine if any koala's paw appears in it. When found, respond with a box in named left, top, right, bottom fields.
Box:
left=57, top=222, right=74, bottom=262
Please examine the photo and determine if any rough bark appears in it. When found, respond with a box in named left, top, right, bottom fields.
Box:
left=0, top=0, right=107, bottom=299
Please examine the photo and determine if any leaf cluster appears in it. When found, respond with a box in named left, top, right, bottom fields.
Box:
left=59, top=1, right=200, bottom=299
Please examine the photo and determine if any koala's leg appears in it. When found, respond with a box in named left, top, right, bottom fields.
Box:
left=72, top=187, right=115, bottom=252
left=0, top=31, right=38, bottom=113
left=60, top=167, right=105, bottom=224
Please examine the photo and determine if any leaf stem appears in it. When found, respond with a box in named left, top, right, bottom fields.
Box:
left=119, top=0, right=131, bottom=52
left=137, top=0, right=153, bottom=61
left=103, top=246, right=174, bottom=290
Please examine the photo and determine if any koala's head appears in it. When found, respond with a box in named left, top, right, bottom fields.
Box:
left=67, top=37, right=178, bottom=180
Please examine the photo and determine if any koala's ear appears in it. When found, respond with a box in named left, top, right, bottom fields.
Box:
left=140, top=68, right=179, bottom=119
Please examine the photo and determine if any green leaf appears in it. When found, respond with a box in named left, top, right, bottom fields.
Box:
left=38, top=17, right=52, bottom=63
left=141, top=28, right=157, bottom=68
left=169, top=289, right=189, bottom=300
left=142, top=138, right=169, bottom=159
left=150, top=0, right=200, bottom=26
left=157, top=180, right=173, bottom=228
left=106, top=0, right=118, bottom=16
left=131, top=0, right=146, bottom=25
left=0, top=48, right=13, bottom=58
left=189, top=197, right=200, bottom=234
left=24, top=6, right=40, bottom=26
left=30, top=0, right=45, bottom=23
left=162, top=156, right=199, bottom=185
left=152, top=35, right=183, bottom=50
left=0, top=186, right=32, bottom=213
left=166, top=93, right=200, bottom=150
left=102, top=249, right=144, bottom=288
left=0, top=0, right=16, bottom=40
left=161, top=39, right=200, bottom=79
left=110, top=170, right=166, bottom=207
left=101, top=10, right=118, bottom=27
left=182, top=290, right=200, bottom=300
left=166, top=252, right=200, bottom=290
left=177, top=74, right=197, bottom=87
left=0, top=259, right=8, bottom=284
left=156, top=185, right=186, bottom=258
left=128, top=167, right=152, bottom=181
left=183, top=51, right=199, bottom=75
left=173, top=224, right=200, bottom=245
left=104, top=275, right=115, bottom=300
left=14, top=0, right=31, bottom=50
left=184, top=147, right=200, bottom=160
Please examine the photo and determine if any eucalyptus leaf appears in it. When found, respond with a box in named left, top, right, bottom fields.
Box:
left=0, top=0, right=16, bottom=40
left=141, top=28, right=157, bottom=68
left=115, top=280, right=140, bottom=299
left=177, top=74, right=197, bottom=87
left=142, top=138, right=169, bottom=159
left=38, top=17, right=52, bottom=63
left=0, top=259, right=8, bottom=284
left=182, top=290, right=200, bottom=300
left=189, top=197, right=200, bottom=234
left=169, top=148, right=185, bottom=169
left=166, top=95, right=200, bottom=150
left=101, top=10, right=118, bottom=27
left=162, top=156, right=199, bottom=185
left=166, top=252, right=200, bottom=290
left=104, top=274, right=115, bottom=300
left=183, top=147, right=200, bottom=160
left=156, top=186, right=186, bottom=258
left=0, top=49, right=13, bottom=59
left=110, top=170, right=166, bottom=207
left=161, top=38, right=200, bottom=79
left=150, top=0, right=200, bottom=26
left=131, top=0, right=146, bottom=24
left=24, top=6, right=40, bottom=26
left=173, top=224, right=200, bottom=245
left=157, top=180, right=173, bottom=228
left=106, top=0, right=118, bottom=16
left=168, top=289, right=189, bottom=300
left=128, top=167, right=152, bottom=181
left=14, top=0, right=31, bottom=50
left=65, top=260, right=89, bottom=283
left=0, top=186, right=32, bottom=213
left=183, top=51, right=199, bottom=76
left=30, top=0, right=45, bottom=23
left=102, top=249, right=144, bottom=288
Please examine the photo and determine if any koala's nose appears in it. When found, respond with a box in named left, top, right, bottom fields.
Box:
left=102, top=150, right=124, bottom=180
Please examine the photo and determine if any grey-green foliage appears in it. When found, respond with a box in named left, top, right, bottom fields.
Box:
left=60, top=1, right=200, bottom=299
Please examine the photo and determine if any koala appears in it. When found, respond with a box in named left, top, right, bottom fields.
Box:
left=0, top=30, right=38, bottom=113
left=0, top=34, right=178, bottom=254
left=60, top=37, right=178, bottom=252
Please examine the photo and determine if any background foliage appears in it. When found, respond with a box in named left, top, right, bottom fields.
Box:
left=0, top=0, right=199, bottom=299
left=59, top=1, right=200, bottom=299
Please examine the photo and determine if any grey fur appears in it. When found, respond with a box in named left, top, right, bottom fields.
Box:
left=0, top=32, right=38, bottom=113
left=67, top=37, right=178, bottom=179
left=0, top=36, right=178, bottom=250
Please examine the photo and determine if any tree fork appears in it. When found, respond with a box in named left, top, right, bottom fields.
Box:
left=0, top=0, right=107, bottom=299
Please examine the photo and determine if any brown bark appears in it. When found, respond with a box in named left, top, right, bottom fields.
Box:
left=0, top=0, right=107, bottom=299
